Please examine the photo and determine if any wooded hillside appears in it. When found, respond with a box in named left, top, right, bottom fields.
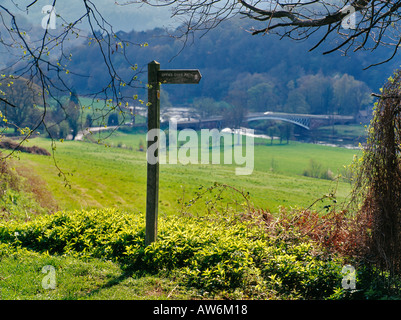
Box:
left=61, top=18, right=399, bottom=115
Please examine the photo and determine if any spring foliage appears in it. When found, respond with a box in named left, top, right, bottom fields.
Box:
left=0, top=208, right=345, bottom=299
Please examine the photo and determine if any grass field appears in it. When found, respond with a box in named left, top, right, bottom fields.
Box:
left=9, top=129, right=360, bottom=216
left=0, top=243, right=186, bottom=299
left=0, top=129, right=367, bottom=300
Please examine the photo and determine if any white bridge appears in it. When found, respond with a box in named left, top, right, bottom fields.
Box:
left=245, top=112, right=355, bottom=130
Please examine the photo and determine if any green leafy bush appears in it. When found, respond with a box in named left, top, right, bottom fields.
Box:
left=0, top=208, right=345, bottom=299
left=143, top=219, right=258, bottom=294
left=260, top=242, right=343, bottom=298
left=0, top=208, right=145, bottom=259
left=303, top=159, right=334, bottom=180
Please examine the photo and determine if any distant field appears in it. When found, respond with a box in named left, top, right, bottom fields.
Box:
left=317, top=124, right=367, bottom=137
left=10, top=130, right=360, bottom=215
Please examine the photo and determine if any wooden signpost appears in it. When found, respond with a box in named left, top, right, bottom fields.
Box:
left=145, top=61, right=202, bottom=246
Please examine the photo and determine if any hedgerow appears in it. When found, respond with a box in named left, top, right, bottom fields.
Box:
left=0, top=208, right=346, bottom=299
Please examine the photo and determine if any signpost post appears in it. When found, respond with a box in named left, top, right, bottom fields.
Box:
left=145, top=61, right=202, bottom=246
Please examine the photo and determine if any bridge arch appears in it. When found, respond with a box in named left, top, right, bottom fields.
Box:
left=246, top=115, right=310, bottom=130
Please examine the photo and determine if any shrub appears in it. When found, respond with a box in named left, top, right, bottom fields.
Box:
left=144, top=219, right=257, bottom=293
left=303, top=159, right=333, bottom=180
left=260, top=242, right=343, bottom=299
left=0, top=209, right=142, bottom=255
left=0, top=138, right=50, bottom=156
left=244, top=206, right=371, bottom=262
left=0, top=208, right=346, bottom=299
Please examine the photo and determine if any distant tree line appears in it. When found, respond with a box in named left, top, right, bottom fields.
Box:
left=0, top=17, right=392, bottom=141
left=53, top=18, right=384, bottom=121
left=191, top=72, right=372, bottom=116
left=0, top=76, right=81, bottom=140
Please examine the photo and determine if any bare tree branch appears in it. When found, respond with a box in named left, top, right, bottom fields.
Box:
left=0, top=1, right=145, bottom=181
left=130, top=0, right=401, bottom=66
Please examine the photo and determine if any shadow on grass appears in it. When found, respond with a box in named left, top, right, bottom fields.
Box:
left=80, top=265, right=180, bottom=300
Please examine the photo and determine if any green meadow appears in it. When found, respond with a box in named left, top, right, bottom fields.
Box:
left=13, top=129, right=360, bottom=214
